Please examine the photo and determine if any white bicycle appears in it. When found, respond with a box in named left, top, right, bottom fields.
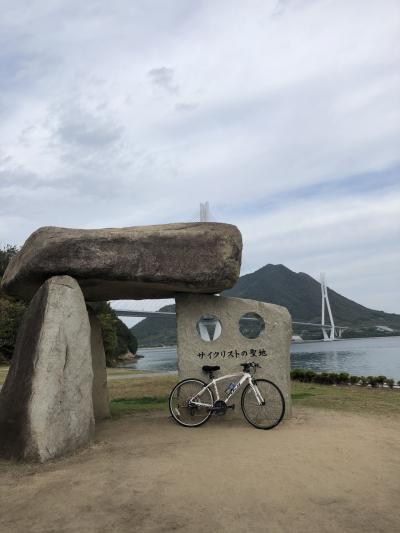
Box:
left=169, top=362, right=285, bottom=430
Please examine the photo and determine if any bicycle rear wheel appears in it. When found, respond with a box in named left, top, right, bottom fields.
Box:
left=241, top=379, right=285, bottom=429
left=169, top=379, right=213, bottom=427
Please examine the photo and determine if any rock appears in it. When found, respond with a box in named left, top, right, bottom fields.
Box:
left=88, top=307, right=110, bottom=421
left=176, top=294, right=292, bottom=418
left=116, top=352, right=139, bottom=362
left=0, top=276, right=94, bottom=462
left=1, top=223, right=242, bottom=301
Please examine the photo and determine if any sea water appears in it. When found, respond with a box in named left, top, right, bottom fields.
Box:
left=121, top=336, right=400, bottom=380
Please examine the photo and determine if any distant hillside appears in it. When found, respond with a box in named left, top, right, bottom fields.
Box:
left=131, top=264, right=400, bottom=346
left=131, top=304, right=177, bottom=348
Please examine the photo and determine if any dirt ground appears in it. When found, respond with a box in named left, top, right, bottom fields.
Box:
left=0, top=408, right=399, bottom=533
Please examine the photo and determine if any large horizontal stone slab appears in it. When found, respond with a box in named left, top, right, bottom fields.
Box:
left=2, top=223, right=242, bottom=301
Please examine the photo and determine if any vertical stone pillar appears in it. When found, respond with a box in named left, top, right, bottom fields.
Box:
left=88, top=307, right=110, bottom=421
left=176, top=294, right=292, bottom=417
left=0, top=276, right=94, bottom=462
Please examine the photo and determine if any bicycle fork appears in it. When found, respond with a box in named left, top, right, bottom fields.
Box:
left=249, top=380, right=265, bottom=405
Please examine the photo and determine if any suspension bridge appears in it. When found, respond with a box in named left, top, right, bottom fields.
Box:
left=113, top=272, right=346, bottom=342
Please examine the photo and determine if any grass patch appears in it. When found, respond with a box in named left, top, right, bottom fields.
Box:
left=109, top=377, right=400, bottom=418
left=106, top=368, right=142, bottom=376
left=291, top=390, right=317, bottom=400
left=107, top=374, right=177, bottom=401
left=110, top=396, right=168, bottom=417
left=291, top=381, right=400, bottom=416
left=0, top=365, right=142, bottom=385
left=108, top=375, right=176, bottom=417
left=3, top=367, right=399, bottom=418
left=0, top=366, right=9, bottom=385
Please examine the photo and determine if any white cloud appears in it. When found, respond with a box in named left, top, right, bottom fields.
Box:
left=0, top=0, right=399, bottom=313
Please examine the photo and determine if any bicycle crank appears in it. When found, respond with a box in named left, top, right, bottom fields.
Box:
left=211, top=400, right=235, bottom=415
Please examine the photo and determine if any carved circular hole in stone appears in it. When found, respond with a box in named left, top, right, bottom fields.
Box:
left=196, top=314, right=222, bottom=342
left=239, top=312, right=265, bottom=339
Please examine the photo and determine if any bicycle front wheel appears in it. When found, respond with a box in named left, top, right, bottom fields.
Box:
left=241, top=379, right=285, bottom=430
left=169, top=379, right=213, bottom=427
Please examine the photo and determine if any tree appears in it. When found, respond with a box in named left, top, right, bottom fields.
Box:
left=0, top=244, right=19, bottom=276
left=115, top=318, right=138, bottom=357
left=0, top=245, right=26, bottom=363
left=0, top=295, right=26, bottom=362
left=88, top=302, right=138, bottom=366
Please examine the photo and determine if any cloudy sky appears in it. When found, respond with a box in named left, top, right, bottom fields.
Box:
left=1, top=0, right=399, bottom=320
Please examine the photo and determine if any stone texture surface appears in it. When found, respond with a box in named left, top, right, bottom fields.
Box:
left=88, top=307, right=110, bottom=421
left=0, top=276, right=94, bottom=462
left=1, top=223, right=242, bottom=301
left=176, top=294, right=292, bottom=418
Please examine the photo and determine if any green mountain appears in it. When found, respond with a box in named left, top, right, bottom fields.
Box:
left=131, top=264, right=400, bottom=346
left=224, top=264, right=400, bottom=328
left=131, top=304, right=177, bottom=348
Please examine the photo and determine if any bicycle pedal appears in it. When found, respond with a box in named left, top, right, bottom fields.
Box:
left=227, top=404, right=235, bottom=410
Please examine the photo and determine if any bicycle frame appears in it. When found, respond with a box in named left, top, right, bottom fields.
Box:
left=189, top=372, right=265, bottom=409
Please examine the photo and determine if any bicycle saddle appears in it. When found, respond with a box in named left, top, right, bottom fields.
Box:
left=202, top=365, right=220, bottom=373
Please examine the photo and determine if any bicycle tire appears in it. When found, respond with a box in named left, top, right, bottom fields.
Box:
left=241, top=379, right=285, bottom=430
left=169, top=379, right=213, bottom=427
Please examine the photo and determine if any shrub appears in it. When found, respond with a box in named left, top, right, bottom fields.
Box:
left=290, top=369, right=397, bottom=389
left=0, top=294, right=26, bottom=361
left=338, top=372, right=350, bottom=384
left=0, top=244, right=19, bottom=276
left=318, top=372, right=330, bottom=384
left=304, top=370, right=316, bottom=383
left=88, top=302, right=138, bottom=367
left=327, top=372, right=338, bottom=385
left=376, top=376, right=387, bottom=387
left=290, top=369, right=304, bottom=381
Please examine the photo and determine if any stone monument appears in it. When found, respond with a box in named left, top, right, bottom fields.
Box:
left=0, top=223, right=243, bottom=461
left=176, top=294, right=292, bottom=417
left=0, top=221, right=291, bottom=462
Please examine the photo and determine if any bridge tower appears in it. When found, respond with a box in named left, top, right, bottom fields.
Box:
left=320, top=272, right=336, bottom=341
left=200, top=201, right=211, bottom=222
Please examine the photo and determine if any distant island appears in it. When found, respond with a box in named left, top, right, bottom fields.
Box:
left=131, top=264, right=400, bottom=346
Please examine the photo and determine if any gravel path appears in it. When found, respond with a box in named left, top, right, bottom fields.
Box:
left=1, top=408, right=399, bottom=532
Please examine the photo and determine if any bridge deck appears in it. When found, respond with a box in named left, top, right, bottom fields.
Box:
left=112, top=309, right=347, bottom=329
